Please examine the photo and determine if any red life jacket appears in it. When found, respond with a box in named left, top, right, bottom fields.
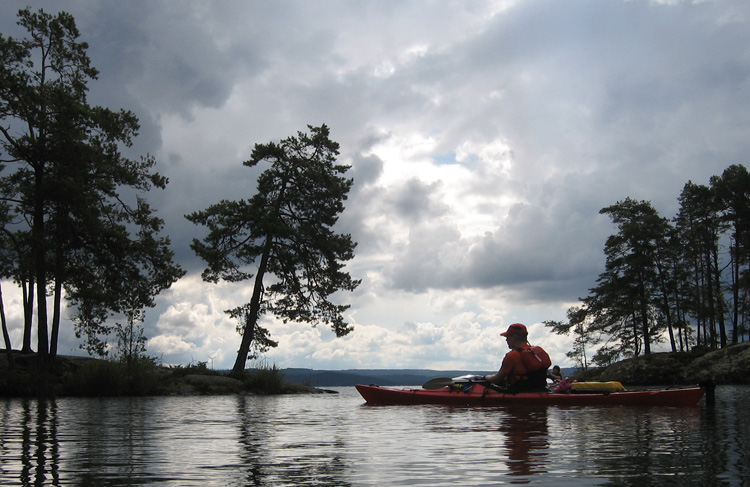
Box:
left=501, top=345, right=551, bottom=392
left=520, top=345, right=552, bottom=372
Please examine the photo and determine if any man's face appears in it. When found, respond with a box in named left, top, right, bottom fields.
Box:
left=505, top=335, right=524, bottom=349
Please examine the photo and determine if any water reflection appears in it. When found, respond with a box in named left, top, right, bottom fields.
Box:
left=599, top=407, right=705, bottom=482
left=235, top=394, right=352, bottom=486
left=0, top=387, right=748, bottom=486
left=19, top=399, right=60, bottom=486
left=549, top=404, right=734, bottom=486
left=699, top=389, right=750, bottom=485
left=236, top=394, right=272, bottom=485
left=61, top=398, right=166, bottom=485
left=498, top=407, right=549, bottom=480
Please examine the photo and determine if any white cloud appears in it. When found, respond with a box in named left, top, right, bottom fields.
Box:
left=148, top=335, right=194, bottom=357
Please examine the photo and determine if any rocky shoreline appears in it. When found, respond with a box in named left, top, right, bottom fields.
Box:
left=582, top=341, right=750, bottom=386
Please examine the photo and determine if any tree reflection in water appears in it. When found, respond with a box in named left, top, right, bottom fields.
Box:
left=235, top=394, right=353, bottom=486
left=236, top=394, right=272, bottom=485
left=19, top=399, right=60, bottom=486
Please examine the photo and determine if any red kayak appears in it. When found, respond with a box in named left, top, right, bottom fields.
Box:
left=355, top=383, right=706, bottom=407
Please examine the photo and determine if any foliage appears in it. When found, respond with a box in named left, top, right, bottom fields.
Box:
left=188, top=124, right=360, bottom=377
left=1, top=367, right=57, bottom=397
left=0, top=355, right=162, bottom=397
left=544, top=306, right=592, bottom=371
left=244, top=362, right=285, bottom=394
left=0, top=8, right=184, bottom=363
left=114, top=308, right=148, bottom=366
left=168, top=360, right=221, bottom=378
left=549, top=165, right=750, bottom=362
left=64, top=357, right=162, bottom=396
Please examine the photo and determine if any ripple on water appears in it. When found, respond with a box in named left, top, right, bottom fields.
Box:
left=0, top=386, right=748, bottom=486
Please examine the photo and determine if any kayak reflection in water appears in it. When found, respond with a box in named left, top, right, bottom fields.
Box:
left=483, top=323, right=552, bottom=393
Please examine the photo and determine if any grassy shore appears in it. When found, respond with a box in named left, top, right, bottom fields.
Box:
left=0, top=351, right=329, bottom=397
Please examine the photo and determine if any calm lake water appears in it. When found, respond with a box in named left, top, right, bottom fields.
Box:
left=0, top=385, right=747, bottom=486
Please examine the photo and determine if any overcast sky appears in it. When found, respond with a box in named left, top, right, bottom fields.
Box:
left=2, top=0, right=749, bottom=372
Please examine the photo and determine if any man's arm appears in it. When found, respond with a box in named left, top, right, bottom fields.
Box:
left=484, top=370, right=507, bottom=385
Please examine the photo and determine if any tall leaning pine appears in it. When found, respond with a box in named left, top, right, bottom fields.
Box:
left=187, top=124, right=360, bottom=378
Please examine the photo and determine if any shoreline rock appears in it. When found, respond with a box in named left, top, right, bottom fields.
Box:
left=589, top=342, right=750, bottom=386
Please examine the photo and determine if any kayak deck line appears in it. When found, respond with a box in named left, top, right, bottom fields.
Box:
left=355, top=383, right=707, bottom=407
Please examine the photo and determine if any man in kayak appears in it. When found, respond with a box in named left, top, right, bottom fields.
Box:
left=547, top=365, right=563, bottom=382
left=483, top=323, right=551, bottom=393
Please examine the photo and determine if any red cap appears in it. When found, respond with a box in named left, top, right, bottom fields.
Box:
left=500, top=323, right=528, bottom=337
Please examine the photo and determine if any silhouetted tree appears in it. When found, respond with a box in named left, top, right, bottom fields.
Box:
left=0, top=8, right=184, bottom=362
left=548, top=165, right=750, bottom=362
left=188, top=124, right=360, bottom=377
left=675, top=182, right=725, bottom=347
left=595, top=198, right=671, bottom=356
left=710, top=164, right=750, bottom=343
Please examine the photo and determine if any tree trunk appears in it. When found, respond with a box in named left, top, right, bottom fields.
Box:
left=34, top=168, right=49, bottom=363
left=230, top=174, right=289, bottom=378
left=675, top=306, right=686, bottom=352
left=653, top=251, right=677, bottom=352
left=631, top=311, right=641, bottom=356
left=637, top=273, right=652, bottom=355
left=22, top=277, right=34, bottom=353
left=50, top=277, right=63, bottom=359
left=0, top=282, right=15, bottom=370
left=230, top=235, right=273, bottom=378
left=704, top=244, right=717, bottom=348
left=691, top=251, right=703, bottom=348
left=731, top=237, right=740, bottom=344
left=711, top=246, right=727, bottom=348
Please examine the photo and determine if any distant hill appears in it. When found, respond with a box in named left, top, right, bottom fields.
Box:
left=278, top=368, right=484, bottom=387
left=275, top=367, right=577, bottom=387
